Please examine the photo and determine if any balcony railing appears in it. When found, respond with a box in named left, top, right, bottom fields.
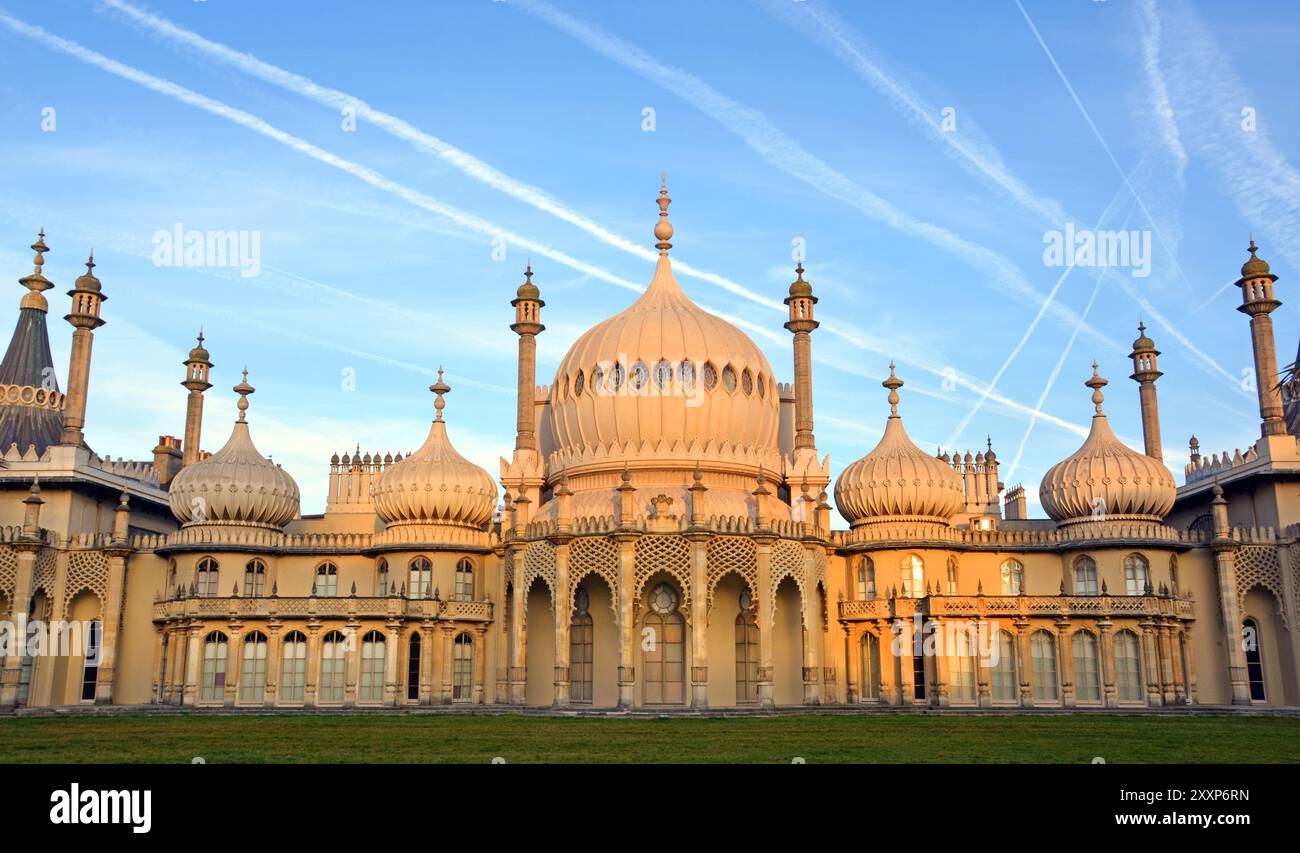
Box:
left=153, top=595, right=493, bottom=623
left=838, top=593, right=1193, bottom=621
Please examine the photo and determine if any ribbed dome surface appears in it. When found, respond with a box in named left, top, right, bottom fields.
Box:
left=374, top=377, right=497, bottom=530
left=1039, top=365, right=1175, bottom=525
left=168, top=420, right=300, bottom=529
left=834, top=365, right=964, bottom=526
left=548, top=255, right=779, bottom=460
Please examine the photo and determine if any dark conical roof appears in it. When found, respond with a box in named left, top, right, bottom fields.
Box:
left=0, top=306, right=64, bottom=455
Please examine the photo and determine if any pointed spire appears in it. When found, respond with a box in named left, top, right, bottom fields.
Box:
left=789, top=260, right=813, bottom=298
left=234, top=368, right=254, bottom=422
left=654, top=173, right=673, bottom=255
left=430, top=366, right=450, bottom=421
left=1086, top=361, right=1107, bottom=415
left=18, top=228, right=54, bottom=310
left=883, top=361, right=903, bottom=417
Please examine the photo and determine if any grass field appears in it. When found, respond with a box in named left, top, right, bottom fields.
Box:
left=2, top=713, right=1298, bottom=763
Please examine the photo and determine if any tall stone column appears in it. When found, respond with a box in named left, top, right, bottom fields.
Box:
left=552, top=540, right=571, bottom=707
left=1055, top=618, right=1075, bottom=708
left=304, top=624, right=321, bottom=707
left=181, top=331, right=213, bottom=467
left=60, top=253, right=106, bottom=447
left=687, top=533, right=709, bottom=708
left=94, top=549, right=129, bottom=703
left=1236, top=240, right=1287, bottom=437
left=755, top=535, right=775, bottom=707
left=1015, top=619, right=1033, bottom=708
left=845, top=625, right=860, bottom=704
left=932, top=618, right=950, bottom=708
left=800, top=546, right=821, bottom=705
left=264, top=624, right=281, bottom=708
left=1128, top=322, right=1164, bottom=460
left=224, top=627, right=243, bottom=707
left=1209, top=483, right=1252, bottom=703
left=975, top=617, right=992, bottom=708
left=508, top=549, right=527, bottom=705
left=1156, top=622, right=1176, bottom=705
left=0, top=533, right=39, bottom=707
left=472, top=625, right=487, bottom=704
left=615, top=535, right=637, bottom=708
left=1098, top=616, right=1117, bottom=708
left=420, top=622, right=435, bottom=704
left=440, top=624, right=455, bottom=703
left=1182, top=625, right=1199, bottom=704
left=182, top=624, right=202, bottom=707
left=1139, top=620, right=1162, bottom=706
left=896, top=616, right=916, bottom=705
left=384, top=622, right=401, bottom=706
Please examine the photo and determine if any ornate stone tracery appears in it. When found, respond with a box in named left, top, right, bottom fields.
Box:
left=633, top=535, right=691, bottom=610
left=706, top=536, right=756, bottom=611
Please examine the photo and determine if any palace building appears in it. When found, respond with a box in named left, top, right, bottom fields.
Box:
left=1, top=184, right=1298, bottom=712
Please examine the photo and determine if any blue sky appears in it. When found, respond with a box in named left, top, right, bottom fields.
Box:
left=0, top=0, right=1296, bottom=519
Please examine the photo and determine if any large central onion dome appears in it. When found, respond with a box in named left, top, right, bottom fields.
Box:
left=1039, top=363, right=1176, bottom=525
left=169, top=370, right=300, bottom=529
left=835, top=364, right=964, bottom=526
left=546, top=183, right=780, bottom=473
left=374, top=370, right=497, bottom=530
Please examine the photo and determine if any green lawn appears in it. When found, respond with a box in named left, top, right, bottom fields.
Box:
left=0, top=713, right=1296, bottom=763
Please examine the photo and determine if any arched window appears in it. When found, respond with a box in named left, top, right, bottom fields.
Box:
left=453, top=634, right=474, bottom=702
left=741, top=369, right=754, bottom=396
left=1124, top=554, right=1150, bottom=596
left=407, top=633, right=421, bottom=701
left=721, top=365, right=737, bottom=392
left=280, top=631, right=306, bottom=704
left=1031, top=631, right=1059, bottom=703
left=240, top=631, right=267, bottom=703
left=1072, top=631, right=1101, bottom=703
left=1243, top=618, right=1266, bottom=701
left=860, top=632, right=881, bottom=701
left=571, top=587, right=594, bottom=704
left=314, top=563, right=338, bottom=597
left=900, top=554, right=924, bottom=598
left=1188, top=514, right=1213, bottom=536
left=197, top=558, right=219, bottom=598
left=359, top=630, right=386, bottom=704
left=678, top=361, right=696, bottom=391
left=376, top=558, right=389, bottom=596
left=200, top=631, right=228, bottom=703
left=1074, top=556, right=1098, bottom=595
left=702, top=362, right=718, bottom=391
left=79, top=619, right=100, bottom=702
left=950, top=627, right=977, bottom=703
left=735, top=592, right=759, bottom=704
left=856, top=558, right=876, bottom=600
left=455, top=558, right=474, bottom=601
left=319, top=630, right=347, bottom=704
left=653, top=359, right=673, bottom=390
left=992, top=630, right=1017, bottom=704
left=243, top=560, right=266, bottom=597
left=1115, top=630, right=1143, bottom=702
left=1000, top=559, right=1023, bottom=596
left=946, top=556, right=958, bottom=594
left=408, top=557, right=432, bottom=599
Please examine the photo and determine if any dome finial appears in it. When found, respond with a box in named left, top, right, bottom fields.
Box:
left=197, top=325, right=204, bottom=346
left=883, top=360, right=903, bottom=417
left=654, top=173, right=673, bottom=254
left=1086, top=360, right=1107, bottom=415
left=234, top=367, right=254, bottom=422
left=431, top=366, right=450, bottom=421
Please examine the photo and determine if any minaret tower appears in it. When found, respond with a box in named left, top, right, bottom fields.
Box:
left=501, top=259, right=546, bottom=521
left=181, top=329, right=213, bottom=467
left=511, top=262, right=544, bottom=453
left=783, top=260, right=830, bottom=514
left=1237, top=238, right=1286, bottom=438
left=1129, top=320, right=1163, bottom=461
left=60, top=251, right=106, bottom=446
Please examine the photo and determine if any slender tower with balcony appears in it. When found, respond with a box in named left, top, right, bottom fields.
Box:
left=1238, top=238, right=1286, bottom=438
left=503, top=261, right=545, bottom=517
left=60, top=251, right=106, bottom=447
left=784, top=260, right=830, bottom=513
left=1129, top=320, right=1164, bottom=461
left=181, top=330, right=213, bottom=467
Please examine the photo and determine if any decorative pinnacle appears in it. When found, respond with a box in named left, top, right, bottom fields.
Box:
left=234, top=368, right=254, bottom=422
left=20, top=228, right=54, bottom=297
left=1248, top=234, right=1257, bottom=255
left=197, top=326, right=204, bottom=346
left=692, top=459, right=704, bottom=486
left=32, top=228, right=47, bottom=274
left=883, top=361, right=903, bottom=417
left=1086, top=360, right=1108, bottom=414
left=654, top=173, right=673, bottom=254
left=430, top=366, right=450, bottom=421
left=524, top=259, right=532, bottom=283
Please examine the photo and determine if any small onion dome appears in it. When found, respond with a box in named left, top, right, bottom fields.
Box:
left=514, top=261, right=541, bottom=303
left=1239, top=237, right=1274, bottom=281
left=73, top=251, right=102, bottom=294
left=1038, top=362, right=1175, bottom=525
left=1131, top=320, right=1156, bottom=353
left=188, top=328, right=211, bottom=363
left=168, top=369, right=300, bottom=529
left=834, top=363, right=965, bottom=526
left=374, top=369, right=497, bottom=530
left=788, top=261, right=814, bottom=298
